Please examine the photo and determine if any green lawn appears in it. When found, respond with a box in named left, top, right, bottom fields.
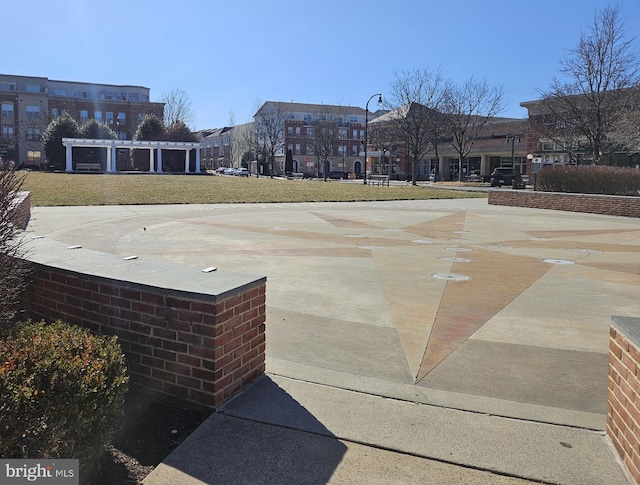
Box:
left=21, top=172, right=487, bottom=207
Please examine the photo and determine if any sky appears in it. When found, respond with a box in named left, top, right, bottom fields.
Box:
left=4, top=0, right=640, bottom=130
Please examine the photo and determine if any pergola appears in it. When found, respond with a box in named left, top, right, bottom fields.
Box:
left=62, top=138, right=203, bottom=173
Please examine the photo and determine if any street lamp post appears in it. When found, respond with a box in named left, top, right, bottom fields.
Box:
left=363, top=93, right=382, bottom=185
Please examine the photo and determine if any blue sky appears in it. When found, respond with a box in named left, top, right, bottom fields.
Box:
left=4, top=1, right=640, bottom=130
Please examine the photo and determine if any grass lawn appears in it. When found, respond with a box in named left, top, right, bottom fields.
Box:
left=22, top=172, right=487, bottom=206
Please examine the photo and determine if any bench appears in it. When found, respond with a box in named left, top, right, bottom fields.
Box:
left=367, top=175, right=389, bottom=186
left=288, top=172, right=304, bottom=180
left=76, top=162, right=101, bottom=172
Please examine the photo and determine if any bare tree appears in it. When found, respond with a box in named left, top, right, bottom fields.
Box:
left=367, top=118, right=402, bottom=177
left=253, top=101, right=290, bottom=177
left=442, top=77, right=504, bottom=181
left=161, top=89, right=196, bottom=128
left=0, top=168, right=31, bottom=325
left=307, top=107, right=344, bottom=179
left=537, top=5, right=640, bottom=164
left=384, top=69, right=449, bottom=185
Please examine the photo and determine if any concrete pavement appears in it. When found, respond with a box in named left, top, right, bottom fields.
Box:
left=26, top=197, right=640, bottom=484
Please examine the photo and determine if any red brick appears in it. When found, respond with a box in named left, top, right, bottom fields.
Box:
left=164, top=362, right=191, bottom=376
left=152, top=327, right=176, bottom=340
left=153, top=348, right=177, bottom=362
left=189, top=346, right=215, bottom=360
left=178, top=309, right=203, bottom=323
left=177, top=354, right=201, bottom=367
left=192, top=368, right=217, bottom=381
left=152, top=368, right=176, bottom=383
left=177, top=375, right=203, bottom=389
left=165, top=297, right=192, bottom=309
left=162, top=340, right=188, bottom=353
left=119, top=288, right=142, bottom=301
left=177, top=331, right=202, bottom=346
left=222, top=294, right=243, bottom=311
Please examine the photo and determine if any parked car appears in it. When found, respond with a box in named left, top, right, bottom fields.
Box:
left=490, top=168, right=514, bottom=187
left=236, top=168, right=249, bottom=177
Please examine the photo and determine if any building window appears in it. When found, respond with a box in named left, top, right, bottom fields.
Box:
left=26, top=105, right=40, bottom=120
left=353, top=130, right=358, bottom=139
left=142, top=94, right=149, bottom=102
left=1, top=125, right=14, bottom=140
left=26, top=127, right=41, bottom=141
left=80, top=110, right=88, bottom=122
left=359, top=130, right=364, bottom=139
left=52, top=89, right=66, bottom=96
left=350, top=116, right=357, bottom=123
left=117, top=112, right=126, bottom=125
left=51, top=108, right=59, bottom=117
left=94, top=111, right=102, bottom=121
left=287, top=126, right=293, bottom=135
left=105, top=93, right=118, bottom=100
left=306, top=145, right=314, bottom=155
left=295, top=144, right=301, bottom=155
left=106, top=112, right=114, bottom=124
left=304, top=114, right=311, bottom=123
left=1, top=103, right=14, bottom=118
left=0, top=83, right=15, bottom=92
left=27, top=151, right=41, bottom=165
left=295, top=127, right=301, bottom=136
left=26, top=84, right=41, bottom=93
left=77, top=91, right=89, bottom=99
left=137, top=113, right=144, bottom=123
left=352, top=145, right=358, bottom=156
left=117, top=131, right=126, bottom=140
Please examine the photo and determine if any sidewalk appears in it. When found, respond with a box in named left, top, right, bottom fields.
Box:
left=28, top=198, right=639, bottom=483
left=144, top=374, right=628, bottom=484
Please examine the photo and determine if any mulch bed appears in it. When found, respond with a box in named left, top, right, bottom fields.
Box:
left=86, top=392, right=210, bottom=484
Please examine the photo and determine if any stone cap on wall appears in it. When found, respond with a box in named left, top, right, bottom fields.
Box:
left=19, top=233, right=266, bottom=302
left=612, top=315, right=640, bottom=347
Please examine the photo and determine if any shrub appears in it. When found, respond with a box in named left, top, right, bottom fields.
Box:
left=0, top=320, right=128, bottom=471
left=536, top=165, right=640, bottom=196
left=0, top=167, right=31, bottom=326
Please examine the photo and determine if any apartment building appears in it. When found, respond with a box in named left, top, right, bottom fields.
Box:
left=254, top=101, right=382, bottom=177
left=0, top=73, right=164, bottom=169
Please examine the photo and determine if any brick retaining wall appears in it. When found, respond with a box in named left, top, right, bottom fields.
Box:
left=608, top=316, right=640, bottom=484
left=20, top=236, right=266, bottom=411
left=488, top=190, right=640, bottom=218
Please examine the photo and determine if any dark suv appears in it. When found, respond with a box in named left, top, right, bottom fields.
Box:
left=490, top=168, right=514, bottom=187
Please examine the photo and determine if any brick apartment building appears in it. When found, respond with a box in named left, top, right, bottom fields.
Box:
left=0, top=73, right=164, bottom=169
left=254, top=101, right=381, bottom=178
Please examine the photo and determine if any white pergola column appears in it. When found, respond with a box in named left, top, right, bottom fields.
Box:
left=65, top=144, right=73, bottom=172
left=184, top=149, right=190, bottom=173
left=480, top=154, right=490, bottom=178
left=149, top=148, right=155, bottom=173
left=195, top=149, right=201, bottom=173
left=107, top=146, right=116, bottom=172
left=438, top=156, right=446, bottom=181
left=157, top=148, right=163, bottom=173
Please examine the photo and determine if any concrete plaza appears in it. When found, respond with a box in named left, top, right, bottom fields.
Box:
left=27, top=197, right=640, bottom=483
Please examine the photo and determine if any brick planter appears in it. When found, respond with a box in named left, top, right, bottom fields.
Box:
left=608, top=316, right=640, bottom=484
left=20, top=235, right=266, bottom=411
left=488, top=190, right=640, bottom=218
